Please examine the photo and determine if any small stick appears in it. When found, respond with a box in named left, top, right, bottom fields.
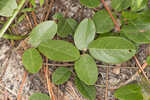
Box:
left=105, top=67, right=109, bottom=100
left=45, top=0, right=55, bottom=20
left=101, top=0, right=120, bottom=32
left=30, top=4, right=38, bottom=26
left=45, top=58, right=55, bottom=100
left=134, top=56, right=149, bottom=80
left=17, top=71, right=27, bottom=100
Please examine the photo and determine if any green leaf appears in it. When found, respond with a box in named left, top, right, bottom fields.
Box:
left=57, top=18, right=77, bottom=37
left=75, top=77, right=96, bottom=100
left=40, top=0, right=44, bottom=7
left=131, top=0, right=148, bottom=11
left=52, top=13, right=64, bottom=20
left=38, top=40, right=80, bottom=62
left=146, top=56, right=150, bottom=65
left=121, top=18, right=150, bottom=44
left=93, top=10, right=115, bottom=34
left=29, top=0, right=36, bottom=8
left=0, top=0, right=17, bottom=17
left=52, top=67, right=72, bottom=85
left=111, top=0, right=131, bottom=11
left=74, top=18, right=96, bottom=50
left=80, top=0, right=100, bottom=8
left=121, top=11, right=138, bottom=21
left=75, top=54, right=98, bottom=85
left=22, top=48, right=43, bottom=73
left=114, top=84, right=143, bottom=100
left=28, top=21, right=57, bottom=47
left=88, top=36, right=136, bottom=64
left=29, top=93, right=50, bottom=100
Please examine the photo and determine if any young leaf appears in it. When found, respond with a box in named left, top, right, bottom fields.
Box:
left=114, top=84, right=143, bottom=100
left=29, top=93, right=50, bottom=100
left=57, top=18, right=77, bottom=37
left=52, top=13, right=64, bottom=20
left=121, top=18, right=150, bottom=44
left=80, top=0, right=100, bottom=8
left=75, top=77, right=96, bottom=100
left=93, top=10, right=115, bottom=34
left=29, top=0, right=36, bottom=8
left=28, top=21, right=57, bottom=47
left=39, top=0, right=45, bottom=7
left=38, top=40, right=80, bottom=62
left=111, top=0, right=131, bottom=11
left=75, top=54, right=98, bottom=85
left=52, top=67, right=72, bottom=85
left=74, top=18, right=96, bottom=50
left=0, top=0, right=17, bottom=17
left=88, top=36, right=136, bottom=64
left=22, top=48, right=43, bottom=73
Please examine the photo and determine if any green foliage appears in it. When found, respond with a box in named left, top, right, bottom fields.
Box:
left=114, top=84, right=143, bottom=100
left=29, top=93, right=50, bottom=100
left=75, top=77, right=96, bottom=100
left=28, top=21, right=57, bottom=47
left=121, top=18, right=150, bottom=44
left=146, top=56, right=150, bottom=65
left=57, top=18, right=77, bottom=37
left=88, top=36, right=136, bottom=64
left=111, top=0, right=130, bottom=11
left=22, top=48, right=43, bottom=73
left=74, top=18, right=96, bottom=50
left=93, top=10, right=115, bottom=33
left=131, top=0, right=148, bottom=11
left=0, top=0, right=17, bottom=17
left=39, top=0, right=45, bottom=7
left=75, top=54, right=98, bottom=85
left=52, top=67, right=72, bottom=85
left=80, top=0, right=100, bottom=8
left=38, top=40, right=80, bottom=62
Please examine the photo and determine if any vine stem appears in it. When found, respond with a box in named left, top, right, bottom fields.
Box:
left=3, top=34, right=28, bottom=40
left=101, top=0, right=120, bottom=32
left=0, top=0, right=26, bottom=38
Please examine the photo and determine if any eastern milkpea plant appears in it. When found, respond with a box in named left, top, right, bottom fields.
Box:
left=1, top=0, right=150, bottom=100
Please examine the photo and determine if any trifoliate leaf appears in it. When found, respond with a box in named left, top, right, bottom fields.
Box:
left=52, top=67, right=72, bottom=85
left=74, top=18, right=96, bottom=50
left=80, top=0, right=100, bottom=8
left=93, top=10, right=115, bottom=33
left=38, top=40, right=80, bottom=62
left=28, top=21, right=57, bottom=47
left=0, top=0, right=17, bottom=17
left=114, top=84, right=143, bottom=100
left=22, top=48, right=43, bottom=73
left=29, top=93, right=50, bottom=100
left=88, top=36, right=136, bottom=64
left=75, top=54, right=98, bottom=85
left=75, top=77, right=96, bottom=100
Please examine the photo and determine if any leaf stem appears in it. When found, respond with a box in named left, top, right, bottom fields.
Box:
left=0, top=0, right=26, bottom=38
left=2, top=34, right=28, bottom=40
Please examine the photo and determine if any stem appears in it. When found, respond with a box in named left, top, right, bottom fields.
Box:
left=0, top=0, right=26, bottom=38
left=2, top=34, right=28, bottom=40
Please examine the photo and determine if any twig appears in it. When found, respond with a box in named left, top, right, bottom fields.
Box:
left=44, top=63, right=137, bottom=69
left=45, top=58, right=55, bottom=100
left=101, top=0, right=120, bottom=32
left=0, top=0, right=26, bottom=37
left=30, top=4, right=38, bottom=26
left=25, top=12, right=33, bottom=29
left=45, top=0, right=55, bottom=20
left=17, top=71, right=27, bottom=100
left=134, top=56, right=149, bottom=80
left=112, top=62, right=148, bottom=89
left=105, top=67, right=109, bottom=100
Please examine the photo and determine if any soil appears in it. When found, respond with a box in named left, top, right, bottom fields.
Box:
left=0, top=0, right=150, bottom=100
